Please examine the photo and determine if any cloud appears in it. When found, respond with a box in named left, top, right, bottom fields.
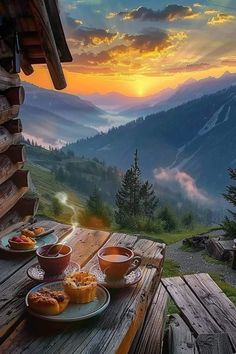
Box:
left=221, top=58, right=236, bottom=66
left=154, top=168, right=210, bottom=204
left=110, top=5, right=200, bottom=22
left=208, top=13, right=235, bottom=25
left=69, top=28, right=186, bottom=74
left=165, top=62, right=212, bottom=74
left=64, top=15, right=117, bottom=46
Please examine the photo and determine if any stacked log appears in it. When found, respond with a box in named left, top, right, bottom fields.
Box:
left=0, top=66, right=38, bottom=236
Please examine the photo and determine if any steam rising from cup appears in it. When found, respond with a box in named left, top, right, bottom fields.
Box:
left=55, top=192, right=79, bottom=242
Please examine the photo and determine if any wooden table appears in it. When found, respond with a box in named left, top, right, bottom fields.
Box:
left=0, top=220, right=166, bottom=354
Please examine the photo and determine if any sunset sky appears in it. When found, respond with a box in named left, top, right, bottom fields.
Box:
left=22, top=0, right=236, bottom=96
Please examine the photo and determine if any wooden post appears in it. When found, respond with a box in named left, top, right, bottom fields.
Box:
left=29, top=0, right=67, bottom=90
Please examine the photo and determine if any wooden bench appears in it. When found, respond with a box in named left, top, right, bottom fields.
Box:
left=162, top=273, right=236, bottom=354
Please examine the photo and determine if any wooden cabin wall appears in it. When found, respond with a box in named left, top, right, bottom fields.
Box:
left=0, top=64, right=38, bottom=237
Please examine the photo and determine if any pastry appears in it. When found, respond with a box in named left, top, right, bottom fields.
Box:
left=21, top=229, right=35, bottom=238
left=33, top=227, right=45, bottom=236
left=28, top=287, right=69, bottom=316
left=9, top=235, right=36, bottom=250
left=64, top=272, right=97, bottom=304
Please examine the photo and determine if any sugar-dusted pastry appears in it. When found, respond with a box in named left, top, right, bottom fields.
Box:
left=21, top=229, right=35, bottom=238
left=64, top=272, right=97, bottom=304
left=28, top=287, right=69, bottom=315
left=9, top=235, right=36, bottom=250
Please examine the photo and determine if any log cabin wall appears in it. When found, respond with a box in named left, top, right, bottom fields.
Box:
left=0, top=0, right=72, bottom=236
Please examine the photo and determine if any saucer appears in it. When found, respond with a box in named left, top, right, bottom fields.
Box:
left=89, top=264, right=142, bottom=288
left=27, top=261, right=80, bottom=282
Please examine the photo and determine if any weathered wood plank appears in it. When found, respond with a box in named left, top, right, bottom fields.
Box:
left=0, top=234, right=164, bottom=354
left=0, top=127, right=22, bottom=154
left=131, top=284, right=168, bottom=354
left=162, top=277, right=222, bottom=335
left=168, top=314, right=198, bottom=354
left=196, top=333, right=234, bottom=354
left=0, top=226, right=110, bottom=343
left=184, top=273, right=236, bottom=350
left=29, top=0, right=67, bottom=89
left=0, top=197, right=38, bottom=238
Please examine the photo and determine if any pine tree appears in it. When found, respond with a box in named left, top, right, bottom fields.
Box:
left=159, top=207, right=177, bottom=232
left=115, top=150, right=158, bottom=228
left=140, top=180, right=159, bottom=218
left=221, top=168, right=236, bottom=237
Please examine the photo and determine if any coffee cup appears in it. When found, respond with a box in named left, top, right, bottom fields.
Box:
left=36, top=243, right=72, bottom=275
left=98, top=246, right=141, bottom=280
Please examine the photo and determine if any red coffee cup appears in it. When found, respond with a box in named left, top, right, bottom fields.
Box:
left=36, top=243, right=72, bottom=275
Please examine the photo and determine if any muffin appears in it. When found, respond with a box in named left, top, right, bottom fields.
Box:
left=28, top=287, right=69, bottom=315
left=64, top=271, right=97, bottom=303
left=9, top=235, right=36, bottom=250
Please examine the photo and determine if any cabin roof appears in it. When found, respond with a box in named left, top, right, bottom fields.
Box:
left=0, top=0, right=72, bottom=90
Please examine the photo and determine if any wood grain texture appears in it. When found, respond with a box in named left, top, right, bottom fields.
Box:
left=131, top=283, right=168, bottom=354
left=196, top=333, right=233, bottom=354
left=184, top=273, right=236, bottom=350
left=0, top=233, right=164, bottom=354
left=0, top=225, right=109, bottom=344
left=162, top=277, right=222, bottom=335
left=29, top=0, right=67, bottom=89
left=168, top=314, right=198, bottom=354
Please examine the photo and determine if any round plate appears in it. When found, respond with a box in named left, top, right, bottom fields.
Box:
left=27, top=261, right=80, bottom=282
left=89, top=264, right=142, bottom=289
left=25, top=281, right=110, bottom=322
left=0, top=232, right=58, bottom=253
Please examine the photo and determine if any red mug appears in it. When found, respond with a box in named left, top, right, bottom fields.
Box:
left=98, top=246, right=141, bottom=280
left=36, top=244, right=72, bottom=275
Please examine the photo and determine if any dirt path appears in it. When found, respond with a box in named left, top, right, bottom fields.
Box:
left=166, top=234, right=236, bottom=287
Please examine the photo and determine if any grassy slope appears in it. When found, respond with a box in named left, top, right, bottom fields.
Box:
left=25, top=162, right=85, bottom=224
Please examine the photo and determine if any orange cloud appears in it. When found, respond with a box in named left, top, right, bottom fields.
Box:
left=208, top=13, right=235, bottom=25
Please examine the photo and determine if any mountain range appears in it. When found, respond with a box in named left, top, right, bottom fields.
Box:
left=21, top=82, right=108, bottom=147
left=64, top=85, right=236, bottom=202
left=120, top=72, right=236, bottom=117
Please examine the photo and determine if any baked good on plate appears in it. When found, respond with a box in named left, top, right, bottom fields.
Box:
left=21, top=229, right=35, bottom=238
left=28, top=287, right=69, bottom=315
left=33, top=227, right=45, bottom=236
left=9, top=235, right=36, bottom=250
left=64, top=271, right=97, bottom=303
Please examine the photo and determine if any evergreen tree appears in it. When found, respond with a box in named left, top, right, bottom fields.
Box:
left=221, top=168, right=236, bottom=237
left=140, top=180, right=159, bottom=218
left=115, top=150, right=158, bottom=228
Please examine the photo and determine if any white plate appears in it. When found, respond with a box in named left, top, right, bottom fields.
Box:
left=26, top=281, right=110, bottom=322
left=0, top=232, right=58, bottom=253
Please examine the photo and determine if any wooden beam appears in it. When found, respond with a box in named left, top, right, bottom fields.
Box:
left=0, top=145, right=25, bottom=185
left=0, top=126, right=22, bottom=154
left=29, top=0, right=67, bottom=90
